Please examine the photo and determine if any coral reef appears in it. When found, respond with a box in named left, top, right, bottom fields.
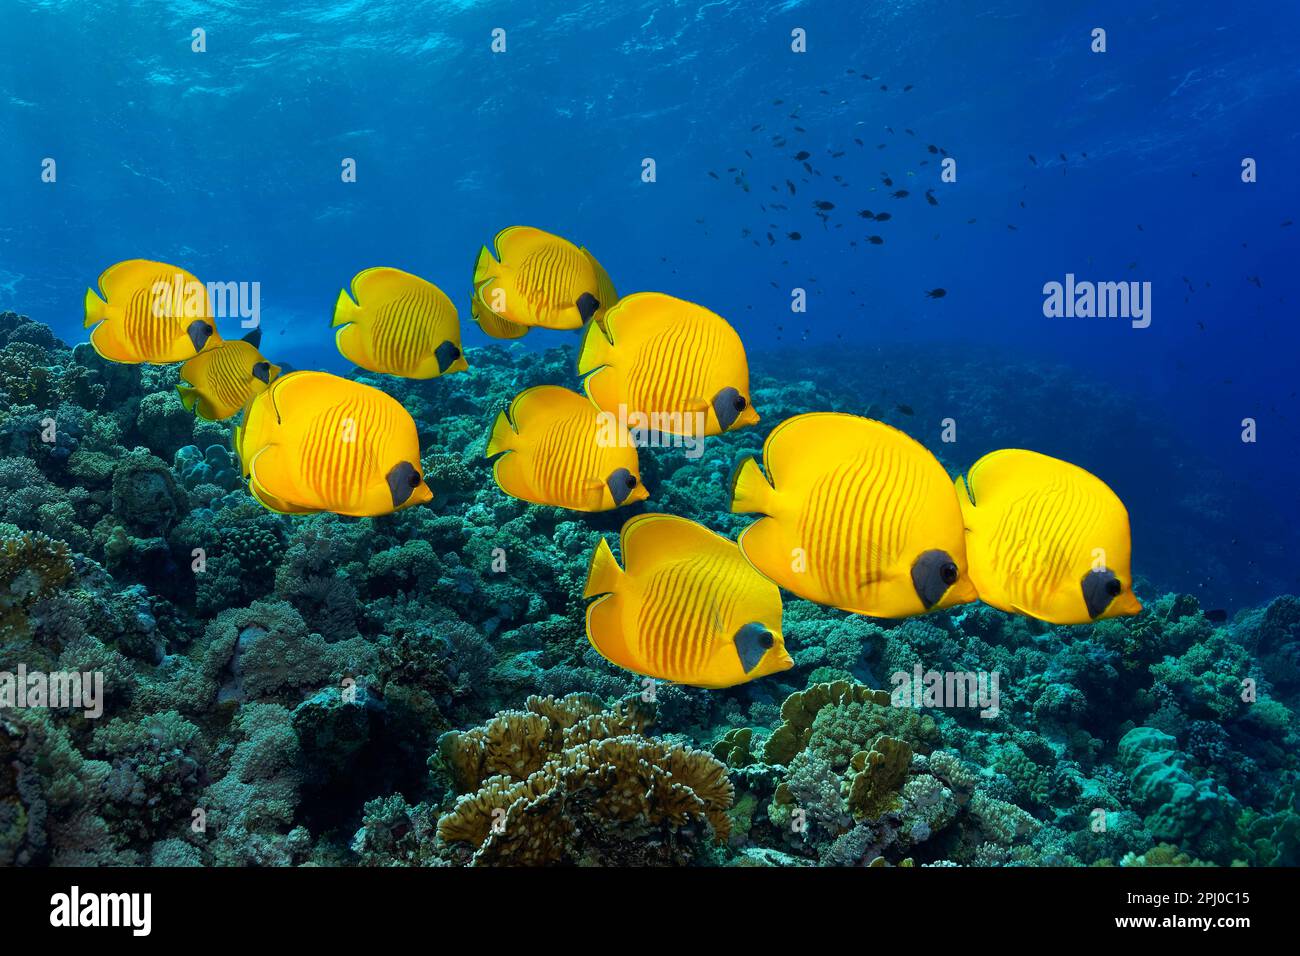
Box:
left=0, top=311, right=1297, bottom=867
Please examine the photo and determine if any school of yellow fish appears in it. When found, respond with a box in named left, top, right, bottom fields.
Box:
left=82, top=227, right=1141, bottom=690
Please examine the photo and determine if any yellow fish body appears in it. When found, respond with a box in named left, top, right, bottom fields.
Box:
left=470, top=294, right=530, bottom=340
left=731, top=413, right=977, bottom=618
left=472, top=226, right=602, bottom=331
left=471, top=244, right=617, bottom=340
left=578, top=292, right=759, bottom=437
left=955, top=449, right=1142, bottom=624
left=84, top=259, right=220, bottom=364
left=177, top=330, right=280, bottom=421
left=334, top=267, right=467, bottom=378
left=584, top=514, right=792, bottom=688
left=485, top=385, right=648, bottom=512
left=233, top=371, right=433, bottom=517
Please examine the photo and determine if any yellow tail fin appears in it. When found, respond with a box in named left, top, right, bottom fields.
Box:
left=576, top=317, right=613, bottom=375
left=176, top=385, right=199, bottom=413
left=485, top=410, right=516, bottom=458
left=730, top=456, right=776, bottom=515
left=473, top=244, right=498, bottom=294
left=584, top=537, right=624, bottom=598
left=84, top=288, right=107, bottom=328
left=333, top=289, right=361, bottom=328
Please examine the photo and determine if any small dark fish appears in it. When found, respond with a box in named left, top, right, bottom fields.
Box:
left=882, top=176, right=894, bottom=187
left=1282, top=219, right=1294, bottom=227
left=787, top=232, right=802, bottom=240
left=831, top=150, right=845, bottom=158
left=892, top=189, right=909, bottom=198
left=897, top=404, right=915, bottom=416
left=813, top=200, right=834, bottom=210
left=873, top=212, right=892, bottom=222
left=708, top=171, right=719, bottom=179
left=858, top=209, right=874, bottom=219
left=794, top=150, right=810, bottom=161
left=925, top=288, right=947, bottom=299
left=854, top=137, right=863, bottom=146
left=1007, top=224, right=1018, bottom=231
left=750, top=124, right=762, bottom=132
left=880, top=84, right=888, bottom=91
left=903, top=84, right=913, bottom=91
left=786, top=180, right=796, bottom=195
left=766, top=232, right=775, bottom=245
left=1205, top=609, right=1228, bottom=623
left=925, top=190, right=938, bottom=206
left=868, top=235, right=884, bottom=245
left=1248, top=275, right=1263, bottom=287
left=1059, top=152, right=1067, bottom=161
left=905, top=129, right=915, bottom=136
left=927, top=144, right=938, bottom=154
left=1029, top=154, right=1038, bottom=165
left=794, top=126, right=806, bottom=133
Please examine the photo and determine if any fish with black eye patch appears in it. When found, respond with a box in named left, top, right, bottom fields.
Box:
left=583, top=514, right=792, bottom=688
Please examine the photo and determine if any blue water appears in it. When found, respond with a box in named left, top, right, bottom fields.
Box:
left=1, top=0, right=1296, bottom=607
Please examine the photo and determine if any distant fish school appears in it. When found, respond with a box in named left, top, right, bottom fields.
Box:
left=81, top=226, right=1142, bottom=689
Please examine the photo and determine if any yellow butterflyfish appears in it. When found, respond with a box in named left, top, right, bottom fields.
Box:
left=233, top=371, right=432, bottom=517
left=584, top=514, right=791, bottom=688
left=955, top=448, right=1142, bottom=624
left=83, top=259, right=220, bottom=364
left=578, top=292, right=758, bottom=437
left=176, top=329, right=280, bottom=421
left=485, top=385, right=647, bottom=512
left=731, top=413, right=977, bottom=618
left=472, top=226, right=602, bottom=331
left=334, top=267, right=467, bottom=378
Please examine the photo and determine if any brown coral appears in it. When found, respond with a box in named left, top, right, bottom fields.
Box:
left=846, top=736, right=912, bottom=820
left=435, top=695, right=731, bottom=865
left=1, top=532, right=72, bottom=635
left=762, top=680, right=895, bottom=764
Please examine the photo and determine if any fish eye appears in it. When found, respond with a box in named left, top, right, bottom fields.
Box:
left=734, top=395, right=747, bottom=411
left=408, top=471, right=421, bottom=488
left=1106, top=578, right=1122, bottom=597
left=941, top=562, right=958, bottom=585
left=626, top=474, right=638, bottom=488
left=759, top=631, right=774, bottom=649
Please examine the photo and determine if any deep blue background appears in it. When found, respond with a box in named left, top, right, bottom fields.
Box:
left=1, top=0, right=1296, bottom=607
